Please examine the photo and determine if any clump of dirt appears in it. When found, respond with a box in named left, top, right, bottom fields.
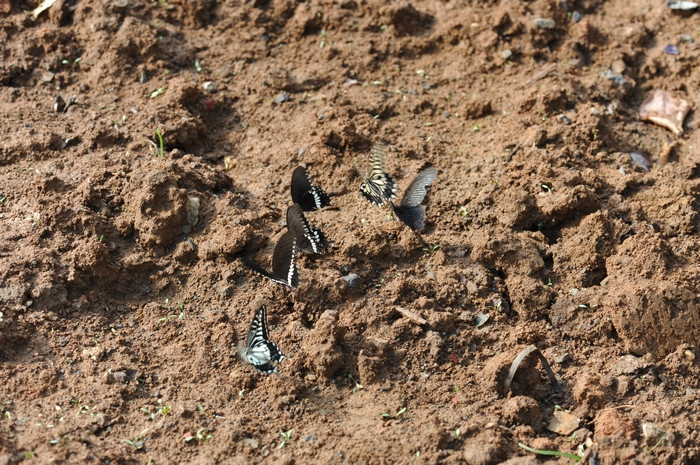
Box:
left=1, top=0, right=700, bottom=463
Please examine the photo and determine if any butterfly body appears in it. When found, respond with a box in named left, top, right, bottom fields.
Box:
left=359, top=141, right=398, bottom=206
left=240, top=305, right=285, bottom=374
left=291, top=166, right=332, bottom=211
left=392, top=167, right=437, bottom=231
left=287, top=204, right=329, bottom=254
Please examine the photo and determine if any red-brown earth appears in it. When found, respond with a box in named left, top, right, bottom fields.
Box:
left=1, top=0, right=699, bottom=463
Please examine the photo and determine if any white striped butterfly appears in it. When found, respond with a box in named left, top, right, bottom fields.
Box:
left=291, top=166, right=332, bottom=211
left=239, top=305, right=285, bottom=374
left=392, top=167, right=437, bottom=231
left=287, top=204, right=328, bottom=254
left=243, top=230, right=299, bottom=288
left=358, top=141, right=398, bottom=206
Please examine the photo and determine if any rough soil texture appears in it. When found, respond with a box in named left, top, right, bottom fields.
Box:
left=1, top=0, right=700, bottom=464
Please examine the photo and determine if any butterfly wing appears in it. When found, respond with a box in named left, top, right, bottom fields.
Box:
left=245, top=306, right=286, bottom=374
left=287, top=204, right=329, bottom=254
left=242, top=231, right=299, bottom=288
left=359, top=141, right=398, bottom=206
left=271, top=231, right=299, bottom=287
left=399, top=167, right=437, bottom=208
left=393, top=167, right=437, bottom=231
left=291, top=166, right=332, bottom=211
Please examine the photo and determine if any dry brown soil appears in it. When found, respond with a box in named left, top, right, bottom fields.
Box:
left=1, top=0, right=700, bottom=464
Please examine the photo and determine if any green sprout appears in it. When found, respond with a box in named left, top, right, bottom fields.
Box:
left=278, top=429, right=293, bottom=449
left=381, top=407, right=407, bottom=420
left=185, top=428, right=213, bottom=443
left=348, top=374, right=364, bottom=391
left=195, top=60, right=202, bottom=72
left=459, top=205, right=469, bottom=217
left=422, top=243, right=440, bottom=254
left=150, top=87, right=166, bottom=99
left=473, top=123, right=482, bottom=132
left=50, top=435, right=68, bottom=446
left=124, top=437, right=144, bottom=451
left=146, top=124, right=165, bottom=157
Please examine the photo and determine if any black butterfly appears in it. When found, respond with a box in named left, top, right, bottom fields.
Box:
left=239, top=305, right=286, bottom=374
left=291, top=166, right=332, bottom=211
left=287, top=204, right=329, bottom=254
left=243, top=230, right=299, bottom=288
left=392, top=167, right=437, bottom=231
left=358, top=141, right=398, bottom=206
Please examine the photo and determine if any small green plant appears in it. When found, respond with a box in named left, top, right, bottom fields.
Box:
left=50, top=435, right=68, bottom=446
left=185, top=428, right=213, bottom=443
left=146, top=125, right=165, bottom=157
left=381, top=407, right=407, bottom=420
left=459, top=205, right=469, bottom=217
left=473, top=123, right=482, bottom=132
left=150, top=87, right=166, bottom=99
left=422, top=243, right=440, bottom=254
left=157, top=0, right=174, bottom=10
left=194, top=60, right=202, bottom=73
left=278, top=429, right=293, bottom=449
left=348, top=374, right=364, bottom=391
left=0, top=194, right=7, bottom=204
left=124, top=437, right=145, bottom=451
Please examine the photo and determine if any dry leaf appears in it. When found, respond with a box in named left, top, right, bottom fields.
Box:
left=639, top=89, right=690, bottom=135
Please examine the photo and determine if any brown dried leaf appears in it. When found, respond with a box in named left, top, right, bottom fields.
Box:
left=639, top=89, right=690, bottom=135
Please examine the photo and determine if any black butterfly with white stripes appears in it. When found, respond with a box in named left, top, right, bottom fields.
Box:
left=239, top=305, right=286, bottom=374
left=287, top=204, right=328, bottom=254
left=242, top=230, right=299, bottom=288
left=392, top=167, right=437, bottom=231
left=291, top=166, right=332, bottom=211
left=358, top=141, right=398, bottom=206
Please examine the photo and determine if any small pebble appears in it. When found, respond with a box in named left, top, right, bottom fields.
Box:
left=611, top=59, right=626, bottom=74
left=572, top=11, right=582, bottom=22
left=342, top=273, right=360, bottom=288
left=642, top=423, right=669, bottom=446
left=557, top=114, right=571, bottom=124
left=630, top=152, right=652, bottom=171
left=668, top=1, right=698, bottom=11
left=533, top=18, right=556, bottom=29
left=59, top=337, right=69, bottom=347
left=680, top=34, right=693, bottom=43
left=601, top=68, right=627, bottom=86
left=139, top=69, right=149, bottom=84
left=202, top=81, right=218, bottom=93
left=663, top=44, right=680, bottom=55
left=502, top=49, right=513, bottom=60
left=274, top=92, right=289, bottom=104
